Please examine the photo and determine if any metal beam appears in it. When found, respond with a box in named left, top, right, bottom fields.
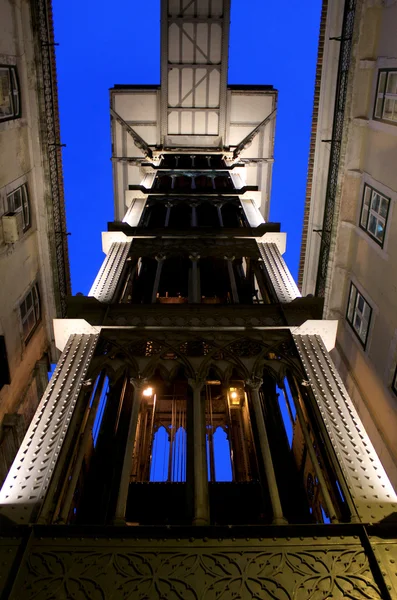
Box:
left=111, top=108, right=153, bottom=159
left=168, top=107, right=220, bottom=112
left=232, top=109, right=277, bottom=159
left=168, top=17, right=223, bottom=23
left=168, top=63, right=221, bottom=69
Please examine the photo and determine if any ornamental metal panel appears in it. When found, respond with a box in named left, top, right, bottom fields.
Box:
left=161, top=0, right=230, bottom=144
left=0, top=334, right=99, bottom=524
left=5, top=535, right=386, bottom=600
left=294, top=333, right=397, bottom=523
left=89, top=241, right=132, bottom=303
left=258, top=242, right=301, bottom=303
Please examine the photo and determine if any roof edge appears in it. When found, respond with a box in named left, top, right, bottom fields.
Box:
left=297, top=0, right=328, bottom=290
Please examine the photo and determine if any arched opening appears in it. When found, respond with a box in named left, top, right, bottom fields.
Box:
left=168, top=202, right=191, bottom=229
left=125, top=367, right=190, bottom=525
left=149, top=426, right=170, bottom=482
left=205, top=371, right=265, bottom=525
left=196, top=201, right=219, bottom=227
left=214, top=174, right=231, bottom=191
left=66, top=370, right=133, bottom=525
left=222, top=201, right=245, bottom=228
left=272, top=372, right=351, bottom=524
left=250, top=367, right=350, bottom=525
left=147, top=202, right=167, bottom=228
left=234, top=258, right=255, bottom=304
left=129, top=257, right=157, bottom=304
left=157, top=257, right=189, bottom=302
left=174, top=174, right=191, bottom=191
left=194, top=174, right=213, bottom=191
left=200, top=257, right=231, bottom=303
left=171, top=427, right=187, bottom=482
left=155, top=174, right=172, bottom=192
left=213, top=427, right=233, bottom=481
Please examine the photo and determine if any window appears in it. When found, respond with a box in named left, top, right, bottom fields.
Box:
left=374, top=69, right=397, bottom=124
left=20, top=283, right=41, bottom=342
left=7, top=183, right=30, bottom=232
left=0, top=336, right=11, bottom=390
left=0, top=66, right=20, bottom=122
left=346, top=283, right=372, bottom=347
left=359, top=184, right=390, bottom=246
left=392, top=367, right=397, bottom=396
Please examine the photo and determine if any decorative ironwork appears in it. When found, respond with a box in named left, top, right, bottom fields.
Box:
left=16, top=540, right=383, bottom=600
left=315, top=0, right=357, bottom=297
left=128, top=340, right=163, bottom=357
left=179, top=340, right=213, bottom=356
left=229, top=340, right=263, bottom=357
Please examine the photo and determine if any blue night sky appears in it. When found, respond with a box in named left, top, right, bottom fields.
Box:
left=53, top=0, right=322, bottom=295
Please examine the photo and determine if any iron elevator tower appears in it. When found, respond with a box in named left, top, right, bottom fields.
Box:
left=0, top=1, right=397, bottom=598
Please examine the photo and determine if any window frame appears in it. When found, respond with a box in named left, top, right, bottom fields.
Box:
left=359, top=183, right=390, bottom=248
left=346, top=282, right=372, bottom=348
left=373, top=68, right=397, bottom=125
left=7, top=183, right=31, bottom=232
left=0, top=65, right=21, bottom=122
left=19, top=282, right=41, bottom=344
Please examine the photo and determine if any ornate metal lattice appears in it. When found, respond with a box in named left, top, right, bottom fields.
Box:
left=179, top=340, right=213, bottom=357
left=229, top=340, right=263, bottom=357
left=127, top=340, right=164, bottom=357
left=315, top=0, right=356, bottom=298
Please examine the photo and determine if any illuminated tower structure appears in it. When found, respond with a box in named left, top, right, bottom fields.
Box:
left=1, top=1, right=397, bottom=598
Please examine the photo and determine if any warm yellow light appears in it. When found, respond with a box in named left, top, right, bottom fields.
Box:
left=229, top=388, right=240, bottom=405
left=143, top=387, right=153, bottom=397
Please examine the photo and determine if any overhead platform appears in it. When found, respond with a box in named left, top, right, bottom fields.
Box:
left=110, top=0, right=277, bottom=222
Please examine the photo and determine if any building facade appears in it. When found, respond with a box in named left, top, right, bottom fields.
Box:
left=1, top=1, right=397, bottom=598
left=300, top=0, right=397, bottom=493
left=0, top=0, right=70, bottom=485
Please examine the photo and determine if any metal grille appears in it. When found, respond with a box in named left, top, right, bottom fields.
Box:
left=315, top=0, right=356, bottom=298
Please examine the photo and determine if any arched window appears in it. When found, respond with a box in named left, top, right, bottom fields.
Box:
left=149, top=426, right=170, bottom=481
left=213, top=427, right=233, bottom=481
left=171, top=427, right=187, bottom=482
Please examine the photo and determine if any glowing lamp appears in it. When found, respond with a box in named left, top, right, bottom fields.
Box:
left=229, top=387, right=240, bottom=406
left=143, top=387, right=153, bottom=397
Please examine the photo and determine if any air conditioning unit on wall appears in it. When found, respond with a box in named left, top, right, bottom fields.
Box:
left=1, top=212, right=23, bottom=244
